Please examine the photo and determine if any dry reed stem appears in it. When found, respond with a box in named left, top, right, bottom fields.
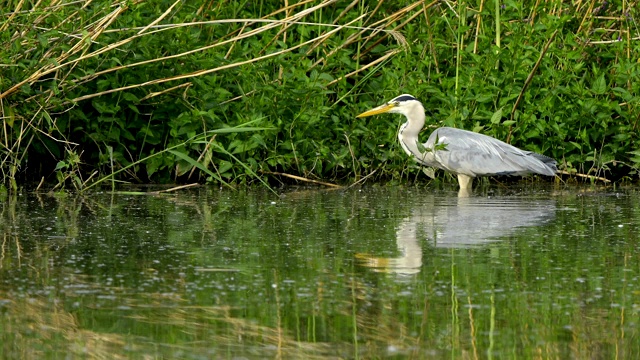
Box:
left=187, top=134, right=216, bottom=180
left=347, top=167, right=378, bottom=188
left=256, top=0, right=321, bottom=54
left=556, top=170, right=611, bottom=183
left=308, top=0, right=419, bottom=71
left=577, top=0, right=597, bottom=35
left=303, top=0, right=359, bottom=56
left=137, top=0, right=180, bottom=35
left=357, top=1, right=421, bottom=54
left=260, top=20, right=295, bottom=55
left=139, top=82, right=192, bottom=101
left=0, top=0, right=26, bottom=33
left=219, top=89, right=258, bottom=105
left=71, top=13, right=367, bottom=103
left=1, top=104, right=75, bottom=183
left=327, top=48, right=401, bottom=86
left=359, top=6, right=420, bottom=57
left=0, top=3, right=129, bottom=100
left=473, top=0, right=485, bottom=54
left=263, top=171, right=341, bottom=188
left=150, top=183, right=200, bottom=194
left=529, top=0, right=541, bottom=26
left=344, top=133, right=357, bottom=180
left=263, top=0, right=321, bottom=18
left=64, top=2, right=340, bottom=90
left=307, top=15, right=404, bottom=70
left=4, top=4, right=402, bottom=102
left=225, top=23, right=249, bottom=59
left=1, top=99, right=8, bottom=150
left=362, top=0, right=385, bottom=25
left=332, top=0, right=360, bottom=25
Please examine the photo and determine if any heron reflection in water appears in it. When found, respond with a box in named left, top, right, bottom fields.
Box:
left=357, top=196, right=556, bottom=275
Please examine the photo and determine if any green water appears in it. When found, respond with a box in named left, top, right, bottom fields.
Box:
left=1, top=186, right=639, bottom=359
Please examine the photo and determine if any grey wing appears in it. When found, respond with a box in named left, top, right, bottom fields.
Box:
left=424, top=127, right=557, bottom=177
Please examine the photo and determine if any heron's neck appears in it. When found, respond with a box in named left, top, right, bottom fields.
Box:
left=397, top=103, right=428, bottom=162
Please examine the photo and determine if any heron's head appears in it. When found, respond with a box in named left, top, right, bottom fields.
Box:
left=356, top=94, right=420, bottom=118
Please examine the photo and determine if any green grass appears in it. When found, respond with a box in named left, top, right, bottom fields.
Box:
left=1, top=0, right=639, bottom=190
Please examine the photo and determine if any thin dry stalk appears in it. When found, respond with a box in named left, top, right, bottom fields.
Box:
left=254, top=0, right=318, bottom=55
left=306, top=19, right=397, bottom=69
left=359, top=8, right=420, bottom=57
left=225, top=23, right=249, bottom=59
left=137, top=0, right=180, bottom=35
left=327, top=48, right=401, bottom=86
left=65, top=3, right=339, bottom=90
left=577, top=0, right=597, bottom=35
left=263, top=171, right=341, bottom=188
left=219, top=90, right=258, bottom=105
left=332, top=0, right=360, bottom=25
left=344, top=133, right=357, bottom=180
left=529, top=0, right=541, bottom=26
left=303, top=0, right=359, bottom=55
left=139, top=82, right=192, bottom=101
left=0, top=4, right=129, bottom=100
left=357, top=1, right=422, bottom=56
left=0, top=0, right=26, bottom=32
left=588, top=35, right=640, bottom=44
left=187, top=134, right=216, bottom=180
left=556, top=170, right=610, bottom=183
left=307, top=0, right=416, bottom=71
left=150, top=183, right=200, bottom=194
left=347, top=167, right=378, bottom=188
left=230, top=0, right=332, bottom=58
left=71, top=14, right=367, bottom=103
left=473, top=0, right=485, bottom=54
left=1, top=98, right=8, bottom=150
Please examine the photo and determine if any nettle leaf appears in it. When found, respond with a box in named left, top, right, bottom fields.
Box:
left=490, top=108, right=503, bottom=124
left=591, top=73, right=607, bottom=95
left=629, top=150, right=640, bottom=164
left=55, top=161, right=67, bottom=171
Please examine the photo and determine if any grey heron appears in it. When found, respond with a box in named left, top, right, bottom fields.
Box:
left=356, top=94, right=557, bottom=190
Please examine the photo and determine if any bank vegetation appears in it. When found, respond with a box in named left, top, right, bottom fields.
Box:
left=1, top=0, right=638, bottom=191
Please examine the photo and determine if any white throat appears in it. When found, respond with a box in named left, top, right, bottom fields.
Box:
left=396, top=101, right=427, bottom=162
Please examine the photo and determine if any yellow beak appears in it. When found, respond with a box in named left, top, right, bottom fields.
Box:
left=356, top=103, right=396, bottom=118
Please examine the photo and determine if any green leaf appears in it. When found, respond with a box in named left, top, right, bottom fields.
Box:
left=55, top=161, right=67, bottom=171
left=206, top=127, right=275, bottom=135
left=168, top=149, right=228, bottom=186
left=591, top=73, right=607, bottom=95
left=490, top=108, right=503, bottom=124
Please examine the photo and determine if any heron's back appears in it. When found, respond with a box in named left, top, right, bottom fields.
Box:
left=425, top=127, right=557, bottom=177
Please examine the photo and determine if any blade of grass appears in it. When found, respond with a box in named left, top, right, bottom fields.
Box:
left=206, top=142, right=277, bottom=196
left=81, top=134, right=232, bottom=192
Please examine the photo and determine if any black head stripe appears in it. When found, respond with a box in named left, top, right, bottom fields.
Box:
left=393, top=95, right=416, bottom=102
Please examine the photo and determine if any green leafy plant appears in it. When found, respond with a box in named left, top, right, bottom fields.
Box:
left=1, top=0, right=638, bottom=189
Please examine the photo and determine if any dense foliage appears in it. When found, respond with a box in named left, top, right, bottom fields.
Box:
left=1, top=0, right=639, bottom=190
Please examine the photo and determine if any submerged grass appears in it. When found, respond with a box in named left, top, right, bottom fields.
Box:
left=1, top=0, right=639, bottom=190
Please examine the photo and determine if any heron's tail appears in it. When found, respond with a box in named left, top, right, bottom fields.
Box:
left=530, top=152, right=557, bottom=175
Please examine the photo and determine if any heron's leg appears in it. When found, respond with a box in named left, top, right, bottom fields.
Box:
left=457, top=188, right=472, bottom=198
left=457, top=174, right=474, bottom=189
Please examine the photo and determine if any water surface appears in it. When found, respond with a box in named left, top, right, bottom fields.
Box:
left=1, top=186, right=639, bottom=358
